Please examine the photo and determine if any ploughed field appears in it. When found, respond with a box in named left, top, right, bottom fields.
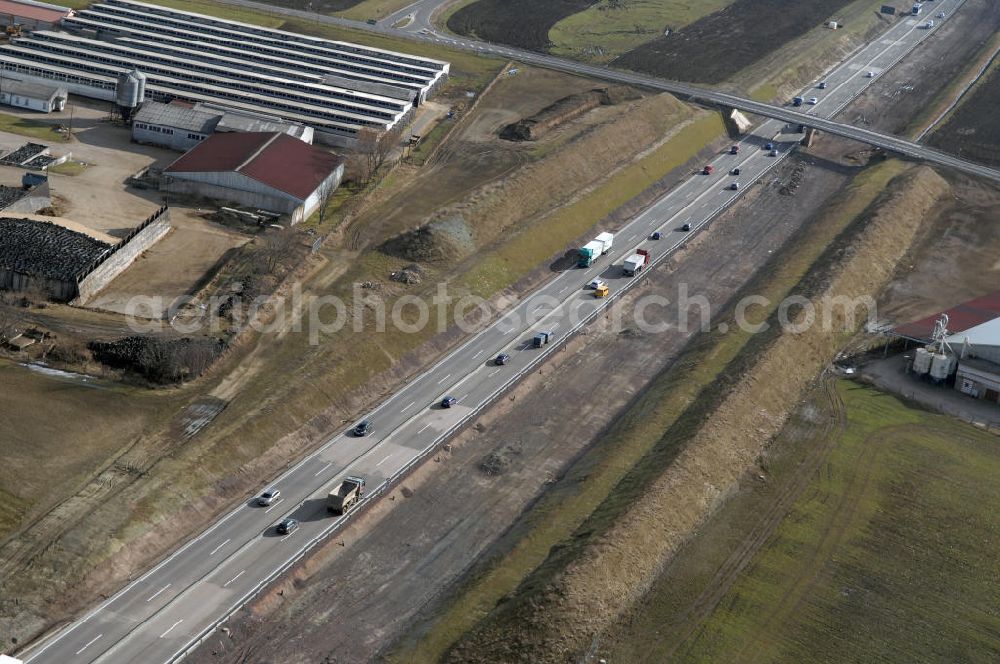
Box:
left=448, top=0, right=857, bottom=83
left=613, top=0, right=857, bottom=82
left=447, top=0, right=593, bottom=52
left=928, top=64, right=1000, bottom=167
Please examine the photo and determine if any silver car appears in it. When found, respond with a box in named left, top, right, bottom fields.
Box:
left=257, top=489, right=280, bottom=506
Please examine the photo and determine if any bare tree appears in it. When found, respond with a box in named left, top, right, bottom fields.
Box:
left=256, top=227, right=300, bottom=275
left=352, top=126, right=403, bottom=186
left=316, top=177, right=338, bottom=226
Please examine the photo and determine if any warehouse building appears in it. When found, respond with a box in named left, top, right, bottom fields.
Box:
left=132, top=100, right=312, bottom=151
left=0, top=78, right=66, bottom=112
left=948, top=319, right=1000, bottom=405
left=0, top=0, right=448, bottom=146
left=0, top=0, right=70, bottom=32
left=161, top=132, right=343, bottom=224
left=890, top=292, right=1000, bottom=406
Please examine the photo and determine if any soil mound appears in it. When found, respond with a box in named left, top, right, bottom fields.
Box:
left=500, top=87, right=640, bottom=141
left=379, top=216, right=475, bottom=263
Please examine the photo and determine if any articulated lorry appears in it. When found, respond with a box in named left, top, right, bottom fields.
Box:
left=623, top=249, right=649, bottom=276
left=327, top=475, right=366, bottom=515
left=578, top=232, right=614, bottom=267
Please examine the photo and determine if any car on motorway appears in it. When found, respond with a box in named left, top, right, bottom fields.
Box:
left=441, top=395, right=457, bottom=408
left=276, top=518, right=299, bottom=535
left=730, top=181, right=740, bottom=191
left=865, top=70, right=876, bottom=78
left=937, top=11, right=945, bottom=17
left=730, top=145, right=740, bottom=155
left=495, top=352, right=510, bottom=365
left=731, top=167, right=741, bottom=176
left=807, top=97, right=818, bottom=105
left=353, top=420, right=373, bottom=437
left=588, top=277, right=607, bottom=290
left=681, top=223, right=691, bottom=232
left=818, top=81, right=828, bottom=89
left=769, top=148, right=779, bottom=157
left=257, top=489, right=280, bottom=506
left=764, top=142, right=774, bottom=151
left=651, top=231, right=661, bottom=240
left=703, top=165, right=714, bottom=175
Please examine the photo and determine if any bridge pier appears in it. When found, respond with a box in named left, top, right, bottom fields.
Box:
left=801, top=127, right=818, bottom=147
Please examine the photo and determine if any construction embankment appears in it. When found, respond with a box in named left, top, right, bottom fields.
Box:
left=442, top=164, right=951, bottom=662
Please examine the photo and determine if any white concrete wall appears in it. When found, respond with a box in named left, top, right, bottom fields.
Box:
left=75, top=210, right=171, bottom=304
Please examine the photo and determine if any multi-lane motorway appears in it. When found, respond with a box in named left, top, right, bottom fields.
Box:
left=19, top=0, right=979, bottom=661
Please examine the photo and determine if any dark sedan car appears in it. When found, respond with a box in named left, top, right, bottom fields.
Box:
left=276, top=518, right=299, bottom=535
left=495, top=353, right=510, bottom=366
left=441, top=395, right=457, bottom=408
left=353, top=420, right=373, bottom=437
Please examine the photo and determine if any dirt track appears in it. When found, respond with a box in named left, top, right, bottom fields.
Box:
left=187, top=149, right=862, bottom=662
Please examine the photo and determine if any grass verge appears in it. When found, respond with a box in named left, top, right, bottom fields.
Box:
left=46, top=160, right=88, bottom=176
left=637, top=380, right=1000, bottom=662
left=456, top=112, right=725, bottom=298
left=389, top=158, right=908, bottom=663
left=0, top=112, right=62, bottom=142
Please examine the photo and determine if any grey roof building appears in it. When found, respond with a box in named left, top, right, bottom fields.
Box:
left=0, top=78, right=66, bottom=112
left=133, top=100, right=312, bottom=151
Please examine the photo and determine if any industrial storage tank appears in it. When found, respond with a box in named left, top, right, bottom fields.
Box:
left=912, top=347, right=932, bottom=375
left=929, top=352, right=956, bottom=382
left=115, top=68, right=146, bottom=109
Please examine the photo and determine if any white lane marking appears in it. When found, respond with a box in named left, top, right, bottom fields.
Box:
left=437, top=373, right=452, bottom=384
left=417, top=423, right=431, bottom=434
left=75, top=634, right=102, bottom=655
left=159, top=620, right=183, bottom=639
left=280, top=533, right=294, bottom=542
left=401, top=401, right=415, bottom=412
left=146, top=583, right=171, bottom=602
left=550, top=323, right=560, bottom=332
left=473, top=350, right=484, bottom=358
left=489, top=369, right=500, bottom=377
left=314, top=462, right=332, bottom=477
left=264, top=498, right=284, bottom=514
left=223, top=570, right=245, bottom=588
left=209, top=539, right=230, bottom=556
left=376, top=454, right=392, bottom=467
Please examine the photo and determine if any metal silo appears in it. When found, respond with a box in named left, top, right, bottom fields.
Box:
left=115, top=68, right=145, bottom=123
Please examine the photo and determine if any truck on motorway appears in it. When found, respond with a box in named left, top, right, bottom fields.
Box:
left=911, top=2, right=922, bottom=14
left=533, top=331, right=554, bottom=348
left=623, top=249, right=649, bottom=276
left=578, top=232, right=614, bottom=267
left=327, top=476, right=366, bottom=515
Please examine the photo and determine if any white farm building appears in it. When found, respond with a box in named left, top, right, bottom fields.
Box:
left=161, top=132, right=343, bottom=224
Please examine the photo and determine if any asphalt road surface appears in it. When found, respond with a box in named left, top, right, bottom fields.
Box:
left=20, top=0, right=974, bottom=662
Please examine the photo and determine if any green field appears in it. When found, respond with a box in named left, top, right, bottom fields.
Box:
left=549, top=0, right=734, bottom=62
left=612, top=380, right=1000, bottom=662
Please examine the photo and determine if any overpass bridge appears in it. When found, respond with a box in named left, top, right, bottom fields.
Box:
left=201, top=0, right=999, bottom=182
